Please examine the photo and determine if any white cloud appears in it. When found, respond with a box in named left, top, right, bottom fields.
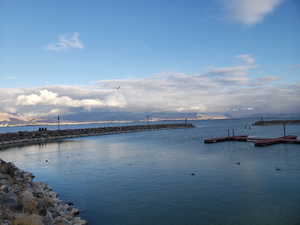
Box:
left=257, top=75, right=280, bottom=82
left=16, top=89, right=126, bottom=110
left=45, top=32, right=84, bottom=51
left=203, top=57, right=256, bottom=85
left=214, top=73, right=251, bottom=85
left=205, top=65, right=253, bottom=76
left=249, top=75, right=280, bottom=86
left=236, top=54, right=255, bottom=64
left=223, top=0, right=285, bottom=25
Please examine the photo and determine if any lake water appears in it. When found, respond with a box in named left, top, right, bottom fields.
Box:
left=1, top=119, right=300, bottom=225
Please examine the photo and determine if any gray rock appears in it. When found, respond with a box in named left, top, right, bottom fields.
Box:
left=0, top=184, right=10, bottom=193
left=0, top=192, right=22, bottom=212
left=1, top=220, right=12, bottom=225
left=0, top=179, right=10, bottom=185
left=0, top=173, right=11, bottom=180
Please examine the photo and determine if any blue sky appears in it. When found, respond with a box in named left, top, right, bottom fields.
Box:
left=0, top=0, right=300, bottom=121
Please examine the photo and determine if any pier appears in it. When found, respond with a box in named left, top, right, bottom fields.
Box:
left=204, top=135, right=248, bottom=143
left=0, top=123, right=194, bottom=150
left=204, top=135, right=300, bottom=147
left=252, top=135, right=300, bottom=147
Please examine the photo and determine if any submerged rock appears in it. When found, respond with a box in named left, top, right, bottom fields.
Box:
left=0, top=159, right=87, bottom=225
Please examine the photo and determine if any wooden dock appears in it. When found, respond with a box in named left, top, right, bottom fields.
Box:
left=204, top=136, right=248, bottom=143
left=204, top=135, right=300, bottom=147
left=253, top=135, right=299, bottom=147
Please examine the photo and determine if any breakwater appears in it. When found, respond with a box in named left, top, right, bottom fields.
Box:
left=253, top=120, right=300, bottom=126
left=0, top=123, right=194, bottom=150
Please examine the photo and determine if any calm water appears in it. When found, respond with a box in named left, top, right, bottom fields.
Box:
left=1, top=119, right=300, bottom=225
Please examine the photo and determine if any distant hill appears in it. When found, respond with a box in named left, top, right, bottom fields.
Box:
left=1, top=110, right=299, bottom=127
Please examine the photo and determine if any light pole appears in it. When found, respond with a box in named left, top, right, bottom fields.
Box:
left=57, top=115, right=60, bottom=130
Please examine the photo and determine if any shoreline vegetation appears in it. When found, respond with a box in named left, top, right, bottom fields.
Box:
left=253, top=120, right=300, bottom=126
left=0, top=159, right=87, bottom=225
left=0, top=123, right=194, bottom=150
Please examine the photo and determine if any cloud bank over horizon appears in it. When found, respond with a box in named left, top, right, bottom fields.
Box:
left=1, top=55, right=299, bottom=123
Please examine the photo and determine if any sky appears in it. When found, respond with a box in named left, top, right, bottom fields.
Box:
left=0, top=0, right=300, bottom=122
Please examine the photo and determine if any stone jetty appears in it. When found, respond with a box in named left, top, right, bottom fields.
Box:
left=0, top=159, right=87, bottom=225
left=253, top=120, right=300, bottom=126
left=0, top=123, right=194, bottom=150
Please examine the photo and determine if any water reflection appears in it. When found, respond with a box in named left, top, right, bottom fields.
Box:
left=0, top=120, right=300, bottom=225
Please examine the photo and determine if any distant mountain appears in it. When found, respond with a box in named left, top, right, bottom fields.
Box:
left=0, top=113, right=25, bottom=124
left=1, top=110, right=299, bottom=127
left=196, top=114, right=228, bottom=120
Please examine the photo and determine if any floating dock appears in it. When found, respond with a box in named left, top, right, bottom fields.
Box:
left=204, top=135, right=300, bottom=147
left=204, top=135, right=248, bottom=143
left=253, top=135, right=299, bottom=147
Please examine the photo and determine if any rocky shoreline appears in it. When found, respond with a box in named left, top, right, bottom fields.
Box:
left=0, top=159, right=87, bottom=225
left=0, top=123, right=194, bottom=150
